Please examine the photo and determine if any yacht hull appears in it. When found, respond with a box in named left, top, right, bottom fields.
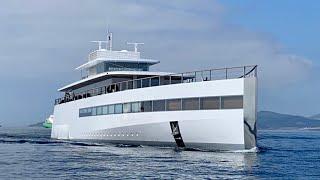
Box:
left=51, top=78, right=257, bottom=151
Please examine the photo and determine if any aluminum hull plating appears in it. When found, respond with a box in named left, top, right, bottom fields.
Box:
left=51, top=78, right=257, bottom=151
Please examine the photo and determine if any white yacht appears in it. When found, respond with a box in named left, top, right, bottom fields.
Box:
left=51, top=32, right=258, bottom=151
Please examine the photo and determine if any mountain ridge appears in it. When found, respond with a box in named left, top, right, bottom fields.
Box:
left=258, top=111, right=320, bottom=130
left=309, top=113, right=320, bottom=120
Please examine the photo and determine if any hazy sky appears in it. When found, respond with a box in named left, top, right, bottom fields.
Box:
left=0, top=0, right=319, bottom=126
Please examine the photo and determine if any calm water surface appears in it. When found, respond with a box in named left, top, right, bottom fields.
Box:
left=0, top=127, right=319, bottom=179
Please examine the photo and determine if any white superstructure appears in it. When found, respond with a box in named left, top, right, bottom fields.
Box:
left=51, top=32, right=258, bottom=151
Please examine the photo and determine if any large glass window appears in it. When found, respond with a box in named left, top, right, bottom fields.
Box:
left=96, top=106, right=103, bottom=115
left=131, top=102, right=141, bottom=113
left=153, top=100, right=165, bottom=112
left=115, top=104, right=123, bottom=114
left=87, top=108, right=92, bottom=115
left=221, top=96, right=243, bottom=109
left=166, top=99, right=181, bottom=111
left=102, top=106, right=108, bottom=115
left=79, top=95, right=244, bottom=118
left=108, top=105, right=115, bottom=114
left=123, top=103, right=131, bottom=113
left=79, top=108, right=88, bottom=117
left=141, top=101, right=152, bottom=112
left=92, top=107, right=97, bottom=116
left=182, top=98, right=199, bottom=110
left=105, top=62, right=150, bottom=72
left=200, top=97, right=220, bottom=110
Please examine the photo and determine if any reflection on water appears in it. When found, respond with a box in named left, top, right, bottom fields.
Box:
left=0, top=127, right=319, bottom=179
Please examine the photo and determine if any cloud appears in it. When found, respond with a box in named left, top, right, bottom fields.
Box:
left=0, top=0, right=312, bottom=86
left=0, top=0, right=314, bottom=125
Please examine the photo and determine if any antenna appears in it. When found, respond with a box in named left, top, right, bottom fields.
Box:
left=107, top=29, right=113, bottom=51
left=91, top=41, right=107, bottom=50
left=127, top=42, right=144, bottom=53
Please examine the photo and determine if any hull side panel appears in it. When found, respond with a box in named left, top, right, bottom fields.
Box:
left=52, top=79, right=250, bottom=150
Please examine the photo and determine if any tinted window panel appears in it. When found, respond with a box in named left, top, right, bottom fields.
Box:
left=200, top=97, right=220, bottom=110
left=123, top=103, right=131, bottom=113
left=92, top=107, right=97, bottom=116
left=153, top=100, right=165, bottom=112
left=221, top=96, right=243, bottom=109
left=102, top=106, right=108, bottom=115
left=115, top=104, right=123, bottom=114
left=141, top=101, right=152, bottom=112
left=166, top=99, right=181, bottom=111
left=108, top=105, right=115, bottom=114
left=182, top=98, right=199, bottom=110
left=96, top=106, right=102, bottom=115
left=79, top=109, right=85, bottom=117
left=131, top=102, right=141, bottom=113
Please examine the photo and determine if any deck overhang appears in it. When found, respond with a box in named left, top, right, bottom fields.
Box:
left=58, top=71, right=173, bottom=92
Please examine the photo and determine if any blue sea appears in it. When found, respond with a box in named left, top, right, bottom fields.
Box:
left=0, top=127, right=319, bottom=179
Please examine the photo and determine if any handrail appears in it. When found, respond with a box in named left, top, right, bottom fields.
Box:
left=55, top=65, right=257, bottom=105
left=238, top=65, right=257, bottom=78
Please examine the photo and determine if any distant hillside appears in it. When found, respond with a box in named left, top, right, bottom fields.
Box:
left=310, top=114, right=320, bottom=120
left=258, top=111, right=320, bottom=130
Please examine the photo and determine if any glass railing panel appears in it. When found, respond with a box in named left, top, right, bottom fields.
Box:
left=128, top=80, right=134, bottom=89
left=195, top=71, right=203, bottom=82
left=182, top=72, right=196, bottom=83
left=243, top=66, right=257, bottom=78
left=142, top=78, right=150, bottom=88
left=54, top=65, right=257, bottom=105
left=170, top=75, right=182, bottom=84
left=210, top=68, right=227, bottom=80
left=151, top=77, right=160, bottom=86
left=226, top=67, right=243, bottom=79
left=160, top=76, right=170, bottom=85
left=121, top=82, right=128, bottom=91
left=202, top=70, right=211, bottom=81
left=134, top=79, right=141, bottom=89
left=116, top=83, right=121, bottom=92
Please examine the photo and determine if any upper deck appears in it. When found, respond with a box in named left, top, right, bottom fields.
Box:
left=55, top=65, right=257, bottom=105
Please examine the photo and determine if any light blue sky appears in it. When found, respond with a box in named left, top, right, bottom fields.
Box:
left=0, top=0, right=319, bottom=126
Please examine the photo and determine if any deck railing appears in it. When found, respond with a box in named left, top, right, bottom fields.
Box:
left=55, top=65, right=257, bottom=105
